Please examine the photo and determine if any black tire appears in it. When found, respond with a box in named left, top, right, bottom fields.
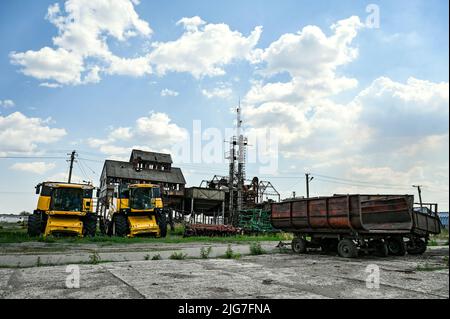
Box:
left=113, top=214, right=128, bottom=237
left=407, top=238, right=427, bottom=255
left=292, top=237, right=307, bottom=254
left=338, top=239, right=358, bottom=258
left=157, top=210, right=167, bottom=238
left=83, top=214, right=97, bottom=237
left=27, top=213, right=42, bottom=237
left=387, top=237, right=406, bottom=256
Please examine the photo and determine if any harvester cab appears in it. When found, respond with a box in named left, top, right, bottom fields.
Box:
left=107, top=183, right=167, bottom=238
left=28, top=182, right=97, bottom=237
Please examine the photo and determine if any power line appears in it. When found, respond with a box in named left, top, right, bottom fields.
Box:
left=313, top=177, right=409, bottom=190
left=78, top=157, right=104, bottom=163
left=78, top=158, right=98, bottom=176
left=0, top=156, right=66, bottom=159
left=311, top=172, right=410, bottom=188
left=76, top=161, right=89, bottom=182
left=0, top=191, right=29, bottom=194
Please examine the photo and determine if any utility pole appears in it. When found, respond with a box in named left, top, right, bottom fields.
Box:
left=305, top=173, right=314, bottom=198
left=413, top=185, right=423, bottom=209
left=67, top=150, right=77, bottom=183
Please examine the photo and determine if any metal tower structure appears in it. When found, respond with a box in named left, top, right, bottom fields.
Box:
left=225, top=101, right=248, bottom=224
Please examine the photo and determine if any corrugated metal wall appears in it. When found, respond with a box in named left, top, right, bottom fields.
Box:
left=438, top=212, right=449, bottom=228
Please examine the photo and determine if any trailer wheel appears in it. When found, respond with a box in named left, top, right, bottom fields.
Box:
left=27, top=213, right=42, bottom=237
left=292, top=238, right=307, bottom=254
left=387, top=237, right=406, bottom=256
left=83, top=214, right=97, bottom=237
left=338, top=239, right=358, bottom=258
left=407, top=238, right=427, bottom=255
left=113, top=214, right=128, bottom=237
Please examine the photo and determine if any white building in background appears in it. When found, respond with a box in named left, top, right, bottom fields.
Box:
left=0, top=215, right=27, bottom=223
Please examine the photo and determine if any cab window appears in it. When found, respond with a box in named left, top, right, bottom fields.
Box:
left=152, top=187, right=161, bottom=198
left=41, top=185, right=52, bottom=196
left=83, top=189, right=93, bottom=198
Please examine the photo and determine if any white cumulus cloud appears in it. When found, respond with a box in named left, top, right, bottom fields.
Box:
left=201, top=83, right=233, bottom=99
left=10, top=0, right=152, bottom=87
left=87, top=112, right=188, bottom=158
left=160, top=89, right=179, bottom=97
left=0, top=99, right=15, bottom=108
left=149, top=18, right=262, bottom=78
left=10, top=162, right=56, bottom=175
left=10, top=6, right=264, bottom=86
left=0, top=112, right=67, bottom=155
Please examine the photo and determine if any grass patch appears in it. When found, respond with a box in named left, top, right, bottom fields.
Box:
left=428, top=239, right=439, bottom=246
left=416, top=263, right=449, bottom=272
left=151, top=254, right=162, bottom=260
left=0, top=229, right=286, bottom=245
left=89, top=251, right=101, bottom=264
left=200, top=246, right=212, bottom=259
left=431, top=228, right=449, bottom=242
left=224, top=244, right=241, bottom=259
left=169, top=224, right=185, bottom=236
left=249, top=242, right=266, bottom=255
left=170, top=252, right=187, bottom=260
left=0, top=259, right=114, bottom=269
left=0, top=232, right=32, bottom=244
left=144, top=254, right=150, bottom=261
left=0, top=222, right=289, bottom=246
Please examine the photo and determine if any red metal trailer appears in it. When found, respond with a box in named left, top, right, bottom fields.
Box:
left=271, top=194, right=441, bottom=258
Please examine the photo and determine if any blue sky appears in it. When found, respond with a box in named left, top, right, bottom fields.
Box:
left=0, top=0, right=448, bottom=213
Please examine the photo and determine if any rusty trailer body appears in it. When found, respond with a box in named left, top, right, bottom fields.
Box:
left=271, top=194, right=441, bottom=258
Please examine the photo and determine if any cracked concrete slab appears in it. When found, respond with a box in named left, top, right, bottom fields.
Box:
left=0, top=243, right=447, bottom=299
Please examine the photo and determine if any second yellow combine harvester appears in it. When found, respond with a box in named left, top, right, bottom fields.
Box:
left=104, top=183, right=167, bottom=238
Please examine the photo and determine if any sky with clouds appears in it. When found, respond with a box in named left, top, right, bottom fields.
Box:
left=0, top=0, right=448, bottom=213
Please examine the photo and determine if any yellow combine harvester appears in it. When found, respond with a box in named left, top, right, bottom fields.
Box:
left=105, top=183, right=167, bottom=238
left=28, top=182, right=97, bottom=237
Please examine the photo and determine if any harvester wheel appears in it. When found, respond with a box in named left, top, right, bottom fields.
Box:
left=407, top=238, right=427, bottom=255
left=27, top=213, right=42, bottom=237
left=338, top=239, right=358, bottom=258
left=113, top=214, right=128, bottom=237
left=387, top=237, right=406, bottom=256
left=158, top=211, right=167, bottom=238
left=292, top=237, right=307, bottom=254
left=83, top=214, right=97, bottom=237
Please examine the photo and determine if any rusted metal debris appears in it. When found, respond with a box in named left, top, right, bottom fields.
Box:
left=183, top=223, right=242, bottom=237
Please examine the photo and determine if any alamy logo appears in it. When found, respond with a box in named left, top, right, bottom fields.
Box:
left=65, top=265, right=80, bottom=289
left=366, top=4, right=380, bottom=29
left=365, top=264, right=380, bottom=289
